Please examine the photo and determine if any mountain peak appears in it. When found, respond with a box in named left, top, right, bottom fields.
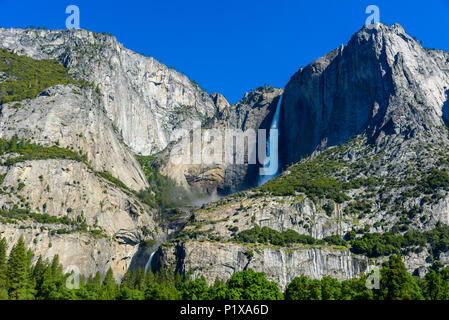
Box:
left=280, top=21, right=449, bottom=168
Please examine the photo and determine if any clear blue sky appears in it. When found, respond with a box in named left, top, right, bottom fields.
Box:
left=0, top=0, right=448, bottom=104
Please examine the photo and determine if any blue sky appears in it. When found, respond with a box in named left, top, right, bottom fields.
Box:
left=0, top=0, right=448, bottom=104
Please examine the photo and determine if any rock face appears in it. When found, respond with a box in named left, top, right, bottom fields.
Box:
left=179, top=194, right=348, bottom=240
left=0, top=156, right=157, bottom=280
left=156, top=241, right=370, bottom=291
left=0, top=28, right=220, bottom=155
left=0, top=85, right=148, bottom=191
left=2, top=22, right=449, bottom=290
left=0, top=36, right=168, bottom=280
left=155, top=23, right=449, bottom=288
left=0, top=83, right=159, bottom=281
left=155, top=240, right=440, bottom=291
left=0, top=222, right=141, bottom=282
left=210, top=92, right=230, bottom=113
left=280, top=23, right=449, bottom=167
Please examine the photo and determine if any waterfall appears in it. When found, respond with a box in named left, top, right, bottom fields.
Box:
left=257, top=94, right=283, bottom=186
left=145, top=251, right=155, bottom=274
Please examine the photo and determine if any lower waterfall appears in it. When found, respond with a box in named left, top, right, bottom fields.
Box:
left=145, top=251, right=155, bottom=274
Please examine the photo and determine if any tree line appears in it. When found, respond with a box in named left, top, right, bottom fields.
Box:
left=1, top=236, right=449, bottom=300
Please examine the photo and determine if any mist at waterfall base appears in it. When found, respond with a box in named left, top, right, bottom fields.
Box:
left=257, top=95, right=283, bottom=186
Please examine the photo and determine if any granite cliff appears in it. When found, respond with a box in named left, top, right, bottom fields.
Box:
left=1, top=23, right=449, bottom=288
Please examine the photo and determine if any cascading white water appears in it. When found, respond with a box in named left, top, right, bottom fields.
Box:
left=144, top=251, right=155, bottom=274
left=257, top=94, right=283, bottom=186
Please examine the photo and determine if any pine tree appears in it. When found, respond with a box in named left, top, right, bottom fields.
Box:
left=423, top=270, right=442, bottom=300
left=50, top=255, right=63, bottom=279
left=31, top=256, right=47, bottom=292
left=7, top=236, right=28, bottom=299
left=0, top=238, right=8, bottom=299
left=99, top=268, right=118, bottom=300
left=135, top=267, right=147, bottom=291
left=208, top=278, right=227, bottom=300
left=92, top=271, right=102, bottom=287
left=321, top=276, right=342, bottom=300
left=120, top=269, right=134, bottom=289
left=380, top=255, right=423, bottom=300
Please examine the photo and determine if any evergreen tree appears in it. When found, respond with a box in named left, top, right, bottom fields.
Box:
left=208, top=278, right=227, bottom=300
left=7, top=236, right=31, bottom=299
left=135, top=267, right=147, bottom=291
left=380, top=255, right=423, bottom=300
left=284, top=276, right=321, bottom=300
left=225, top=269, right=283, bottom=300
left=340, top=276, right=374, bottom=300
left=180, top=277, right=209, bottom=300
left=321, top=276, right=342, bottom=300
left=99, top=268, right=119, bottom=300
left=31, top=256, right=47, bottom=293
left=422, top=270, right=442, bottom=300
left=437, top=268, right=449, bottom=299
left=92, top=271, right=102, bottom=287
left=120, top=269, right=135, bottom=289
left=0, top=238, right=8, bottom=299
left=118, top=286, right=145, bottom=300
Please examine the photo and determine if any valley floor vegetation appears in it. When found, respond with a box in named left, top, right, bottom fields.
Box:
left=1, top=236, right=449, bottom=300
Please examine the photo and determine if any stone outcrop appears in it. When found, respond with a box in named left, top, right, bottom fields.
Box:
left=0, top=28, right=219, bottom=155
left=210, top=92, right=230, bottom=113
left=155, top=240, right=438, bottom=291
left=0, top=85, right=148, bottom=191
left=156, top=241, right=370, bottom=291
left=279, top=23, right=449, bottom=167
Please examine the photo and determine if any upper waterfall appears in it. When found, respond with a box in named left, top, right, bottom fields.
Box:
left=257, top=94, right=283, bottom=186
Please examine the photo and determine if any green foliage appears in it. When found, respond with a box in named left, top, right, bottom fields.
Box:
left=322, top=235, right=347, bottom=247
left=178, top=277, right=209, bottom=300
left=224, top=269, right=283, bottom=300
left=0, top=48, right=82, bottom=104
left=0, top=238, right=7, bottom=298
left=285, top=255, right=426, bottom=300
left=260, top=146, right=350, bottom=202
left=136, top=155, right=192, bottom=210
left=0, top=207, right=105, bottom=238
left=417, top=169, right=449, bottom=193
left=284, top=276, right=322, bottom=300
left=422, top=268, right=449, bottom=300
left=95, top=171, right=129, bottom=192
left=234, top=224, right=449, bottom=261
left=6, top=236, right=34, bottom=299
left=98, top=268, right=119, bottom=300
left=1, top=240, right=449, bottom=300
left=234, top=226, right=316, bottom=246
left=378, top=255, right=423, bottom=300
left=0, top=135, right=87, bottom=166
left=350, top=232, right=404, bottom=258
left=350, top=223, right=449, bottom=258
